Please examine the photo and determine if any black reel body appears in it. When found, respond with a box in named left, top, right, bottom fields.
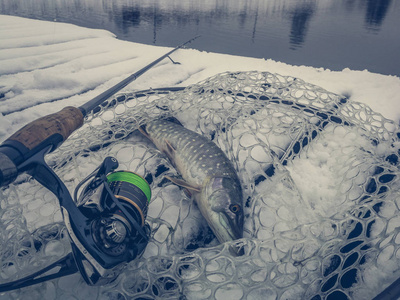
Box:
left=71, top=161, right=151, bottom=285
left=0, top=149, right=151, bottom=292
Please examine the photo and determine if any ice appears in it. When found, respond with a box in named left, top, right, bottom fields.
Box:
left=1, top=14, right=400, bottom=300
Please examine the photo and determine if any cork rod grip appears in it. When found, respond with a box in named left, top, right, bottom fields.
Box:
left=7, top=106, right=84, bottom=150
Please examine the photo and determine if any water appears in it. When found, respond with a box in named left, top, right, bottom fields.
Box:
left=1, top=0, right=399, bottom=76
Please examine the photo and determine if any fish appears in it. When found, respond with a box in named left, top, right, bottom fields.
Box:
left=140, top=119, right=244, bottom=243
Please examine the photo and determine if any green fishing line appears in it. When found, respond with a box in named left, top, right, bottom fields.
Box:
left=107, top=171, right=151, bottom=202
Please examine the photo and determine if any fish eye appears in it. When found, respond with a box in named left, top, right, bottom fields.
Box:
left=229, top=204, right=241, bottom=214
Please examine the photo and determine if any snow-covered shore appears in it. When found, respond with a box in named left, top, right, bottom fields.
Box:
left=1, top=14, right=399, bottom=141
left=1, top=14, right=400, bottom=299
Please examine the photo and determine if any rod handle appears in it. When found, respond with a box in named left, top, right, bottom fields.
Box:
left=7, top=106, right=83, bottom=150
left=0, top=106, right=84, bottom=187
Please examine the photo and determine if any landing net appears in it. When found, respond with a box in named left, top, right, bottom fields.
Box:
left=1, top=71, right=400, bottom=299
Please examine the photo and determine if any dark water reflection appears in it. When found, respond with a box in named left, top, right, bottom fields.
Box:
left=289, top=2, right=316, bottom=49
left=366, top=0, right=392, bottom=28
left=1, top=0, right=399, bottom=76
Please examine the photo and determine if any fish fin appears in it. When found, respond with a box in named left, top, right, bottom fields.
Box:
left=139, top=125, right=150, bottom=139
left=164, top=140, right=176, bottom=159
left=165, top=175, right=201, bottom=193
left=183, top=188, right=193, bottom=198
left=163, top=116, right=183, bottom=126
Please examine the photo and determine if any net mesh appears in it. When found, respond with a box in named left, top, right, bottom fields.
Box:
left=1, top=71, right=400, bottom=299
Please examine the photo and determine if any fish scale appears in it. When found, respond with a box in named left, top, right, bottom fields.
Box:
left=145, top=120, right=238, bottom=184
left=141, top=119, right=244, bottom=243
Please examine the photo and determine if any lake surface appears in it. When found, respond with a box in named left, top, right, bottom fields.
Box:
left=1, top=0, right=399, bottom=76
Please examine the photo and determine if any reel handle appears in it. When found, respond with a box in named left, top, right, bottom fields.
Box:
left=0, top=106, right=84, bottom=186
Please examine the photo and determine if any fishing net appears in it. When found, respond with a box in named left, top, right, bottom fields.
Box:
left=1, top=71, right=400, bottom=299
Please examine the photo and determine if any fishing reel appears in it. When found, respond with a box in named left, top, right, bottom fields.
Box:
left=0, top=147, right=151, bottom=291
left=68, top=156, right=151, bottom=285
left=75, top=164, right=151, bottom=260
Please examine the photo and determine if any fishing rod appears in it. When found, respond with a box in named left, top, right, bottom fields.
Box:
left=0, top=36, right=198, bottom=292
left=0, top=35, right=199, bottom=188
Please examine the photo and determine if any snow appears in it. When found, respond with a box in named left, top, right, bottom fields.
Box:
left=1, top=15, right=399, bottom=141
left=1, top=14, right=400, bottom=299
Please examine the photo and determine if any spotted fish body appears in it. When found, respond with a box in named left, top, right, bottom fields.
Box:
left=141, top=119, right=244, bottom=243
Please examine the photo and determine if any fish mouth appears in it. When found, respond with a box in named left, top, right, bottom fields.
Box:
left=218, top=212, right=243, bottom=241
left=202, top=177, right=244, bottom=243
left=217, top=212, right=245, bottom=256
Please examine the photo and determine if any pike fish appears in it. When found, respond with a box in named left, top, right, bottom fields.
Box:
left=140, top=119, right=244, bottom=243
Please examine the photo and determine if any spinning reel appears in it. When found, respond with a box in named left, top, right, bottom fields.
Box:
left=0, top=36, right=200, bottom=293
left=0, top=146, right=151, bottom=291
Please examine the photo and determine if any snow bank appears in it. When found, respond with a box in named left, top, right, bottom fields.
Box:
left=0, top=14, right=399, bottom=141
left=1, top=14, right=400, bottom=300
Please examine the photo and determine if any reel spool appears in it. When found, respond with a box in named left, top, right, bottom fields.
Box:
left=91, top=170, right=151, bottom=258
left=106, top=170, right=151, bottom=227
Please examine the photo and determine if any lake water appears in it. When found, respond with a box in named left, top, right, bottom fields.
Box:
left=1, top=0, right=400, bottom=77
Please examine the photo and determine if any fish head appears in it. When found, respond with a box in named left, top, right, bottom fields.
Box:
left=201, top=176, right=244, bottom=243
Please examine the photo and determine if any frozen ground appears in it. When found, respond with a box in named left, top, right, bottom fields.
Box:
left=1, top=14, right=400, bottom=300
